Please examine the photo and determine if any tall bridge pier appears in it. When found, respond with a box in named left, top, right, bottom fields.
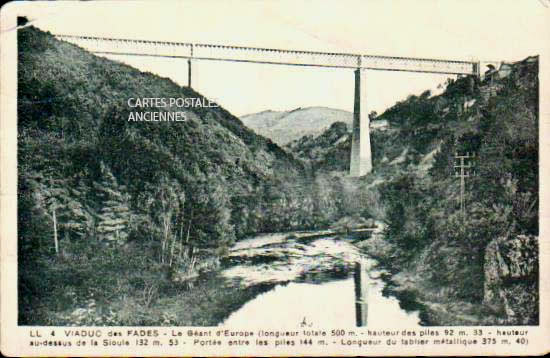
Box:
left=350, top=68, right=372, bottom=177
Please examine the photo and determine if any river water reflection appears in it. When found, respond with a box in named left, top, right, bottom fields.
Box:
left=219, top=231, right=420, bottom=327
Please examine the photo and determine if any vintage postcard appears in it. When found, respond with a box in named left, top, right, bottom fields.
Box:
left=1, top=0, right=549, bottom=356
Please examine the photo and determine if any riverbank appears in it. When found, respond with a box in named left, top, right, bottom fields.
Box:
left=130, top=272, right=277, bottom=326
left=356, top=233, right=503, bottom=326
left=35, top=268, right=276, bottom=326
left=23, top=228, right=368, bottom=326
left=24, top=226, right=505, bottom=327
left=19, top=238, right=276, bottom=326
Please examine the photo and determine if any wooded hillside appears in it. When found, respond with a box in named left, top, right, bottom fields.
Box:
left=17, top=26, right=346, bottom=325
left=287, top=57, right=539, bottom=325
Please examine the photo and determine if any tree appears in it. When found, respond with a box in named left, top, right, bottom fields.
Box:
left=187, top=178, right=235, bottom=253
left=369, top=111, right=378, bottom=121
left=93, top=163, right=131, bottom=245
left=26, top=174, right=92, bottom=255
left=147, top=177, right=185, bottom=265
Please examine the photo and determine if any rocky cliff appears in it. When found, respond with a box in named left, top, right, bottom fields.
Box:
left=484, top=235, right=538, bottom=324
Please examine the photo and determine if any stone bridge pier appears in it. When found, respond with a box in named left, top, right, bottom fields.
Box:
left=349, top=68, right=372, bottom=177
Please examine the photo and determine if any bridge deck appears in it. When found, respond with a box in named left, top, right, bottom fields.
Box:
left=54, top=34, right=478, bottom=76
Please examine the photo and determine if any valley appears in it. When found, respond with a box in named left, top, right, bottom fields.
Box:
left=17, top=25, right=538, bottom=327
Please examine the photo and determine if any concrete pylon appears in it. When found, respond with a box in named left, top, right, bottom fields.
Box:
left=349, top=68, right=372, bottom=177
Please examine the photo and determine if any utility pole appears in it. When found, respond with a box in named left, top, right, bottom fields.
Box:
left=454, top=152, right=475, bottom=219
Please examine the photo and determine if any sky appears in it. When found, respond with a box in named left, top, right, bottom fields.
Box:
left=15, top=0, right=550, bottom=117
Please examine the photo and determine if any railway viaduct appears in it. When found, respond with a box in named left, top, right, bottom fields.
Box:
left=55, top=34, right=486, bottom=177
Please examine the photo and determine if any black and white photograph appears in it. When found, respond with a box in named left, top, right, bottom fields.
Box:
left=1, top=0, right=549, bottom=356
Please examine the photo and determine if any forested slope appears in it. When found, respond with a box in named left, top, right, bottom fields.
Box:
left=288, top=57, right=539, bottom=325
left=17, top=26, right=343, bottom=325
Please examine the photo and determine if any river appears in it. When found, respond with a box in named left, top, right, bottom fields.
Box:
left=217, top=231, right=420, bottom=327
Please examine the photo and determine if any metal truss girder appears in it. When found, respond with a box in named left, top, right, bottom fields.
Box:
left=54, top=34, right=477, bottom=75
